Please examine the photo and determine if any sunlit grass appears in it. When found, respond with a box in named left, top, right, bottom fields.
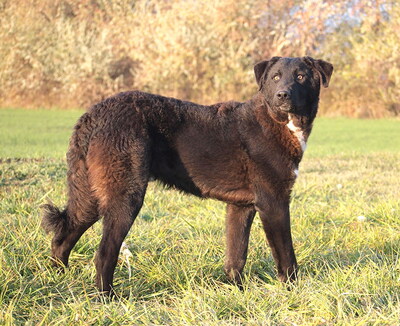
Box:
left=1, top=109, right=399, bottom=324
left=0, top=109, right=83, bottom=158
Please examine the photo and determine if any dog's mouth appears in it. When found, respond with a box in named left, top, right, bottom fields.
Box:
left=278, top=103, right=294, bottom=113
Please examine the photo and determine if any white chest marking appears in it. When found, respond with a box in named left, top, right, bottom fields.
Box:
left=286, top=115, right=307, bottom=152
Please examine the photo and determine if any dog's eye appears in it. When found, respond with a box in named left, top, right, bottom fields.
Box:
left=297, top=74, right=304, bottom=80
left=273, top=75, right=280, bottom=81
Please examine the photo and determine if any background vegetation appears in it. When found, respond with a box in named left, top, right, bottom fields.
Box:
left=1, top=110, right=399, bottom=325
left=1, top=0, right=399, bottom=117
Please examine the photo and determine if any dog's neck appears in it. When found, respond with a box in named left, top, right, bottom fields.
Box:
left=249, top=94, right=316, bottom=161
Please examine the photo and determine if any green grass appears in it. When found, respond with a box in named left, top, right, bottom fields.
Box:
left=0, top=108, right=83, bottom=158
left=1, top=109, right=399, bottom=325
left=307, top=118, right=400, bottom=157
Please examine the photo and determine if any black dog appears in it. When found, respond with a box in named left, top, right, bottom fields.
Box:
left=42, top=56, right=333, bottom=293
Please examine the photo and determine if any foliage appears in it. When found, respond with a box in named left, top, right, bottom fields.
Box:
left=1, top=109, right=400, bottom=324
left=0, top=0, right=399, bottom=116
left=322, top=1, right=400, bottom=117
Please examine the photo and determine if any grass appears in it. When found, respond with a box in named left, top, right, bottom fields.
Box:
left=0, top=109, right=83, bottom=158
left=0, top=108, right=399, bottom=325
left=308, top=118, right=400, bottom=157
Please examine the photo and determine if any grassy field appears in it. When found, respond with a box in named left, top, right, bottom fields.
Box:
left=0, top=108, right=399, bottom=325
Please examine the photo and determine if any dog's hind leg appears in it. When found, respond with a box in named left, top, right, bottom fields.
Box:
left=224, top=204, right=256, bottom=285
left=95, top=195, right=144, bottom=293
left=87, top=141, right=149, bottom=293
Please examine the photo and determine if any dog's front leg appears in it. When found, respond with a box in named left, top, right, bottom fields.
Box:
left=224, top=204, right=256, bottom=285
left=255, top=195, right=297, bottom=283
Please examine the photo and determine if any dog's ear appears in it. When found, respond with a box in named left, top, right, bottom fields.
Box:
left=303, top=56, right=333, bottom=88
left=254, top=56, right=281, bottom=90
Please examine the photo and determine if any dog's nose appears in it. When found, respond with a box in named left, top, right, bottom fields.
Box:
left=276, top=90, right=291, bottom=100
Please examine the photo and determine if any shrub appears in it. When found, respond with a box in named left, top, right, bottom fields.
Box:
left=0, top=0, right=399, bottom=117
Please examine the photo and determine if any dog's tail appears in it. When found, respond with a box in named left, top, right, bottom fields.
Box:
left=41, top=111, right=97, bottom=235
left=41, top=203, right=68, bottom=234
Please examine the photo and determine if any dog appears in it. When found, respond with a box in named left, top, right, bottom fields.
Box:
left=42, top=56, right=333, bottom=293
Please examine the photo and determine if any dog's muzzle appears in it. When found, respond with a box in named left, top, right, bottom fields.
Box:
left=275, top=90, right=294, bottom=112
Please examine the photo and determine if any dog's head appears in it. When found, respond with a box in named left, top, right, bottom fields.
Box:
left=254, top=56, right=333, bottom=121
